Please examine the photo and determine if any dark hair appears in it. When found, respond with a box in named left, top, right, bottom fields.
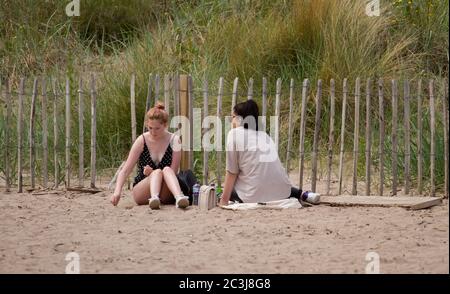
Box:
left=233, top=99, right=259, bottom=131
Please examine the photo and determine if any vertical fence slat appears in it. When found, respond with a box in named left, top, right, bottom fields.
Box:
left=274, top=78, right=281, bottom=153
left=326, top=79, right=335, bottom=195
left=247, top=78, right=253, bottom=100
left=65, top=77, right=71, bottom=189
left=404, top=80, right=411, bottom=195
left=5, top=79, right=12, bottom=191
left=262, top=77, right=267, bottom=132
left=202, top=78, right=209, bottom=185
left=154, top=74, right=160, bottom=104
left=179, top=75, right=189, bottom=171
left=391, top=79, right=398, bottom=196
left=311, top=79, right=322, bottom=193
left=417, top=80, right=423, bottom=195
left=232, top=78, right=238, bottom=110
left=29, top=78, right=38, bottom=190
left=90, top=74, right=97, bottom=188
left=365, top=78, right=372, bottom=196
left=188, top=75, right=194, bottom=169
left=18, top=78, right=25, bottom=193
left=285, top=78, right=294, bottom=172
left=78, top=77, right=84, bottom=187
left=378, top=79, right=385, bottom=196
left=298, top=79, right=309, bottom=189
left=216, top=77, right=224, bottom=188
left=130, top=74, right=136, bottom=143
left=352, top=77, right=361, bottom=195
left=52, top=78, right=59, bottom=188
left=164, top=74, right=170, bottom=116
left=174, top=74, right=180, bottom=118
left=338, top=79, right=348, bottom=195
left=41, top=78, right=49, bottom=189
left=143, top=73, right=152, bottom=133
left=429, top=79, right=435, bottom=197
left=443, top=79, right=449, bottom=198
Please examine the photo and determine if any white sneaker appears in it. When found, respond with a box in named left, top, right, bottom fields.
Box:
left=149, top=196, right=160, bottom=210
left=175, top=195, right=189, bottom=209
left=304, top=192, right=321, bottom=204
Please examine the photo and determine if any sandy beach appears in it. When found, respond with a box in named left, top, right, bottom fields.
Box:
left=0, top=181, right=448, bottom=274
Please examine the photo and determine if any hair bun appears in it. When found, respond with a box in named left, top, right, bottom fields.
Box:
left=155, top=102, right=165, bottom=110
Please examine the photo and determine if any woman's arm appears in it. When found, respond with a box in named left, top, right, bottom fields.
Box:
left=111, top=136, right=143, bottom=205
left=219, top=170, right=238, bottom=206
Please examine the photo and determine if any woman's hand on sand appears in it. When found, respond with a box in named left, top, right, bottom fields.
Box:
left=111, top=193, right=121, bottom=206
left=143, top=165, right=153, bottom=176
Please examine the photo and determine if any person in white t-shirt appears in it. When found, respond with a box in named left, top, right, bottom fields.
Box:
left=219, top=100, right=320, bottom=206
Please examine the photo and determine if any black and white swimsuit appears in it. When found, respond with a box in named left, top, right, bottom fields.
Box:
left=133, top=133, right=174, bottom=187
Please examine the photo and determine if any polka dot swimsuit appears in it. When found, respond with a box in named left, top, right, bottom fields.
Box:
left=133, top=134, right=173, bottom=187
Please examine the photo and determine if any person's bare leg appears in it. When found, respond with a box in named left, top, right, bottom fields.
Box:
left=149, top=169, right=163, bottom=209
left=132, top=176, right=152, bottom=205
left=162, top=166, right=189, bottom=208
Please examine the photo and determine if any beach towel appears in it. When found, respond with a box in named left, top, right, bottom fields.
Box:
left=220, top=198, right=302, bottom=211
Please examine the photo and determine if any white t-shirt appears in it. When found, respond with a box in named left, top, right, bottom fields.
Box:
left=226, top=126, right=292, bottom=203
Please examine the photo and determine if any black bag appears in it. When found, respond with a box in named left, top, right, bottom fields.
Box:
left=176, top=169, right=197, bottom=204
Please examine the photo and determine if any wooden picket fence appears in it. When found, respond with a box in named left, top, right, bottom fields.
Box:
left=0, top=74, right=448, bottom=198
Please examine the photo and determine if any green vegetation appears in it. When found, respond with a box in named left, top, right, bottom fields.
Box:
left=0, top=0, right=448, bottom=194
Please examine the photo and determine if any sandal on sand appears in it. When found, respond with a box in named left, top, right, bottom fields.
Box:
left=149, top=196, right=161, bottom=210
left=175, top=195, right=189, bottom=209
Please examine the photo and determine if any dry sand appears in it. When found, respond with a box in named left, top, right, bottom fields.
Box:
left=0, top=181, right=448, bottom=274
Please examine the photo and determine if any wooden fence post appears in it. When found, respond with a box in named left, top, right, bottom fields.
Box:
left=338, top=79, right=348, bottom=195
left=326, top=79, right=335, bottom=195
left=29, top=78, right=38, bottom=190
left=298, top=79, right=309, bottom=188
left=311, top=79, right=322, bottom=193
left=352, top=77, right=361, bottom=195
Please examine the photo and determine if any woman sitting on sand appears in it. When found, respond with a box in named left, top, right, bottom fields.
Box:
left=219, top=99, right=320, bottom=206
left=110, top=102, right=190, bottom=209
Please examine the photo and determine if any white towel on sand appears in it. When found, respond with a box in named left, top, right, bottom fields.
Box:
left=220, top=198, right=302, bottom=211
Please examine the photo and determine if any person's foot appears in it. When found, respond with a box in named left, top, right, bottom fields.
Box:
left=149, top=196, right=161, bottom=210
left=175, top=195, right=189, bottom=209
left=302, top=192, right=321, bottom=204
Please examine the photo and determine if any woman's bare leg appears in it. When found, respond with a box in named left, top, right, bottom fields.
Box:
left=132, top=176, right=151, bottom=205
left=162, top=166, right=183, bottom=196
left=162, top=166, right=189, bottom=208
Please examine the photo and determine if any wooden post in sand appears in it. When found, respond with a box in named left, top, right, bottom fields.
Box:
left=78, top=77, right=84, bottom=187
left=179, top=75, right=190, bottom=171
left=90, top=73, right=97, bottom=188
left=274, top=78, right=281, bottom=153
left=391, top=79, right=398, bottom=196
left=174, top=74, right=180, bottom=118
left=417, top=80, right=423, bottom=195
left=338, top=79, right=348, bottom=195
left=202, top=78, right=209, bottom=185
left=443, top=79, right=449, bottom=198
left=286, top=78, right=294, bottom=172
left=143, top=73, right=152, bottom=133
left=4, top=79, right=12, bottom=191
left=216, top=77, right=224, bottom=188
left=311, top=79, right=322, bottom=193
left=298, top=79, right=309, bottom=189
left=352, top=77, right=361, bottom=195
left=65, top=77, right=71, bottom=189
left=365, top=78, right=372, bottom=196
left=130, top=74, right=136, bottom=143
left=247, top=78, right=253, bottom=100
left=29, top=78, right=38, bottom=190
left=17, top=78, right=25, bottom=193
left=41, top=77, right=49, bottom=189
left=232, top=78, right=238, bottom=111
left=326, top=79, right=335, bottom=195
left=154, top=74, right=160, bottom=104
left=404, top=80, right=411, bottom=195
left=164, top=74, right=170, bottom=116
left=188, top=75, right=194, bottom=169
left=52, top=78, right=60, bottom=188
left=261, top=77, right=267, bottom=132
left=429, top=80, right=436, bottom=197
left=378, top=79, right=385, bottom=196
